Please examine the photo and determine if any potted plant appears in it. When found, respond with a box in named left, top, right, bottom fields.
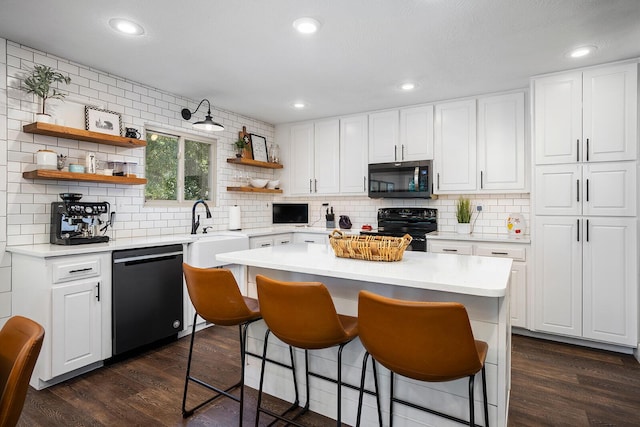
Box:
left=22, top=64, right=71, bottom=123
left=233, top=138, right=246, bottom=157
left=455, top=196, right=472, bottom=234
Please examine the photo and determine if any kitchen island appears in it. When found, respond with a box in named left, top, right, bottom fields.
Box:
left=217, top=243, right=512, bottom=427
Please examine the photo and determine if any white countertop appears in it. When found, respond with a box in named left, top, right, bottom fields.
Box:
left=6, top=235, right=194, bottom=257
left=426, top=231, right=531, bottom=244
left=217, top=243, right=512, bottom=297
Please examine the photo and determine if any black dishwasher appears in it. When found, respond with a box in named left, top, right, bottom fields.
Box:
left=112, top=244, right=183, bottom=356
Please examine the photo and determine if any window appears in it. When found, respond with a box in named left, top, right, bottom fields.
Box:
left=145, top=127, right=216, bottom=204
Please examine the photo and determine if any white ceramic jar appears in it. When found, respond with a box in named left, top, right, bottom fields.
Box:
left=36, top=149, right=57, bottom=170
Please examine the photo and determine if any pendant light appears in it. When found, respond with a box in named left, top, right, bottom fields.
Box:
left=181, top=99, right=224, bottom=132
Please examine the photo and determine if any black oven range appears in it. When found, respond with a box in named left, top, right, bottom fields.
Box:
left=360, top=207, right=437, bottom=252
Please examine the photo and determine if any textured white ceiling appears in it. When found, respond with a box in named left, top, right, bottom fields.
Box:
left=1, top=0, right=639, bottom=125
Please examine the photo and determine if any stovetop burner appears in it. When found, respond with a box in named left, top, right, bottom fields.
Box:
left=360, top=207, right=438, bottom=252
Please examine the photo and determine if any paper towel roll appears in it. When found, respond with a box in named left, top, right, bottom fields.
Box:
left=229, top=205, right=241, bottom=230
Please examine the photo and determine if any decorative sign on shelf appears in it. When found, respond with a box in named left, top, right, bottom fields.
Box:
left=250, top=134, right=268, bottom=162
left=85, top=106, right=123, bottom=136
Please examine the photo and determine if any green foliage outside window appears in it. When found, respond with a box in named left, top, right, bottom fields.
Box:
left=184, top=139, right=211, bottom=200
left=145, top=133, right=178, bottom=200
left=145, top=130, right=214, bottom=202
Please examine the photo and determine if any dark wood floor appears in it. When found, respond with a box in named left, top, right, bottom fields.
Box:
left=17, top=326, right=640, bottom=426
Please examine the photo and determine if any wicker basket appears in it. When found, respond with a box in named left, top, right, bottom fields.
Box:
left=328, top=230, right=412, bottom=262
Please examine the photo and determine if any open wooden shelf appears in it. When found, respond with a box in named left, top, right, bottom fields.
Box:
left=23, top=169, right=147, bottom=185
left=227, top=186, right=283, bottom=194
left=23, top=122, right=146, bottom=148
left=226, top=157, right=283, bottom=169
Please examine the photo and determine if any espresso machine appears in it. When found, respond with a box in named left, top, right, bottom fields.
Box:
left=50, top=193, right=111, bottom=245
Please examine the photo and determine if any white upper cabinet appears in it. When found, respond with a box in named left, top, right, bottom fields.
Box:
left=368, top=110, right=399, bottom=163
left=477, top=92, right=526, bottom=191
left=289, top=122, right=315, bottom=195
left=340, top=115, right=368, bottom=194
left=583, top=64, right=638, bottom=162
left=434, top=99, right=477, bottom=192
left=534, top=63, right=637, bottom=165
left=399, top=105, right=434, bottom=161
left=288, top=120, right=340, bottom=195
left=534, top=72, right=582, bottom=165
left=313, top=119, right=340, bottom=194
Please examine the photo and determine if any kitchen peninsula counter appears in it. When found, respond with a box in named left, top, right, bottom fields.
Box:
left=217, top=243, right=512, bottom=427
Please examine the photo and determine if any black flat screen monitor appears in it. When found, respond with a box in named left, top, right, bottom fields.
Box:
left=272, top=203, right=309, bottom=224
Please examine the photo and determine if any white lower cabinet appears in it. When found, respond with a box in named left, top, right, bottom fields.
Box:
left=249, top=233, right=293, bottom=248
left=427, top=239, right=529, bottom=329
left=11, top=252, right=112, bottom=389
left=293, top=232, right=327, bottom=244
left=533, top=216, right=637, bottom=345
left=51, top=279, right=102, bottom=377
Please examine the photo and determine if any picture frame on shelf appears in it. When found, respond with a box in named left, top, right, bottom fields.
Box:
left=250, top=133, right=268, bottom=162
left=85, top=106, right=123, bottom=136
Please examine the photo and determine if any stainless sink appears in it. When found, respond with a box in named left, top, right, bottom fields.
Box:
left=187, top=234, right=249, bottom=268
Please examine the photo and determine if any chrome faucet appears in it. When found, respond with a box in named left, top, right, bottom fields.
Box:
left=191, top=199, right=212, bottom=234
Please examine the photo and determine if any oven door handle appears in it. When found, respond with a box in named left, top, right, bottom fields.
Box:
left=113, top=251, right=183, bottom=264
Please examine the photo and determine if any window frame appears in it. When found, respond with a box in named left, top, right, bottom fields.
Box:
left=144, top=125, right=217, bottom=207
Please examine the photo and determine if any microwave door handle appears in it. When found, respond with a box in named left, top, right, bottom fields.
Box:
left=414, top=167, right=419, bottom=188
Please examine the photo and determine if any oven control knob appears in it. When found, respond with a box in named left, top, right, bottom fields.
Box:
left=84, top=206, right=93, bottom=214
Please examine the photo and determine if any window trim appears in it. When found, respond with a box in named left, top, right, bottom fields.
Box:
left=144, top=125, right=217, bottom=206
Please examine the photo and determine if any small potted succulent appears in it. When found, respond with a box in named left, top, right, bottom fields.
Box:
left=455, top=196, right=472, bottom=234
left=22, top=64, right=72, bottom=123
left=233, top=138, right=246, bottom=157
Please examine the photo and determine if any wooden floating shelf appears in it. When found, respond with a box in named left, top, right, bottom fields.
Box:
left=227, top=186, right=283, bottom=194
left=226, top=158, right=283, bottom=169
left=23, top=169, right=147, bottom=185
left=23, top=122, right=146, bottom=148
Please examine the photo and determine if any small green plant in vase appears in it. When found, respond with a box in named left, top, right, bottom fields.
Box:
left=22, top=65, right=71, bottom=123
left=233, top=138, right=246, bottom=157
left=455, top=196, right=472, bottom=234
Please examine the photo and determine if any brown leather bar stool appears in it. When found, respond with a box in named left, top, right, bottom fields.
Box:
left=356, top=290, right=489, bottom=427
left=255, top=274, right=359, bottom=427
left=181, top=263, right=262, bottom=425
left=0, top=315, right=45, bottom=427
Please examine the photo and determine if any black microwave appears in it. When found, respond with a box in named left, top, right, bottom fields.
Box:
left=368, top=160, right=432, bottom=199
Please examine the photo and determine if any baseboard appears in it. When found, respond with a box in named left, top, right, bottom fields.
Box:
left=512, top=327, right=636, bottom=356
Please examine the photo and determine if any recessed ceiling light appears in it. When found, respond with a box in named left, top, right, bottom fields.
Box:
left=568, top=45, right=597, bottom=58
left=292, top=17, right=321, bottom=34
left=109, top=18, right=145, bottom=36
left=293, top=102, right=306, bottom=109
left=400, top=83, right=416, bottom=91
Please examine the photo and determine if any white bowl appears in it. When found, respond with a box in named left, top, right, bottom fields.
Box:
left=249, top=178, right=269, bottom=188
left=267, top=179, right=280, bottom=189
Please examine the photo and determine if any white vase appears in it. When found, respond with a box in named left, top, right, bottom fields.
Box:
left=35, top=113, right=52, bottom=123
left=456, top=223, right=471, bottom=234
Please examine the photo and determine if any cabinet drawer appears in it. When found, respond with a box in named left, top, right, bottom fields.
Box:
left=428, top=241, right=473, bottom=255
left=475, top=245, right=526, bottom=261
left=52, top=257, right=101, bottom=284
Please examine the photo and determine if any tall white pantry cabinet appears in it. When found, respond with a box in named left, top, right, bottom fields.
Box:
left=531, top=61, right=638, bottom=347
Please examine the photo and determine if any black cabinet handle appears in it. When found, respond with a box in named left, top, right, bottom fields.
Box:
left=586, top=179, right=589, bottom=202
left=309, top=179, right=312, bottom=193
left=577, top=219, right=580, bottom=242
left=577, top=179, right=580, bottom=202
left=363, top=176, right=366, bottom=192
left=96, top=282, right=100, bottom=301
left=491, top=251, right=509, bottom=255
left=437, top=173, right=440, bottom=190
left=586, top=138, right=589, bottom=161
left=586, top=219, right=590, bottom=242
left=314, top=179, right=317, bottom=193
left=69, top=267, right=92, bottom=274
left=443, top=248, right=458, bottom=252
left=394, top=145, right=397, bottom=161
left=401, top=144, right=405, bottom=160
left=577, top=139, right=580, bottom=162
left=480, top=170, right=484, bottom=189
